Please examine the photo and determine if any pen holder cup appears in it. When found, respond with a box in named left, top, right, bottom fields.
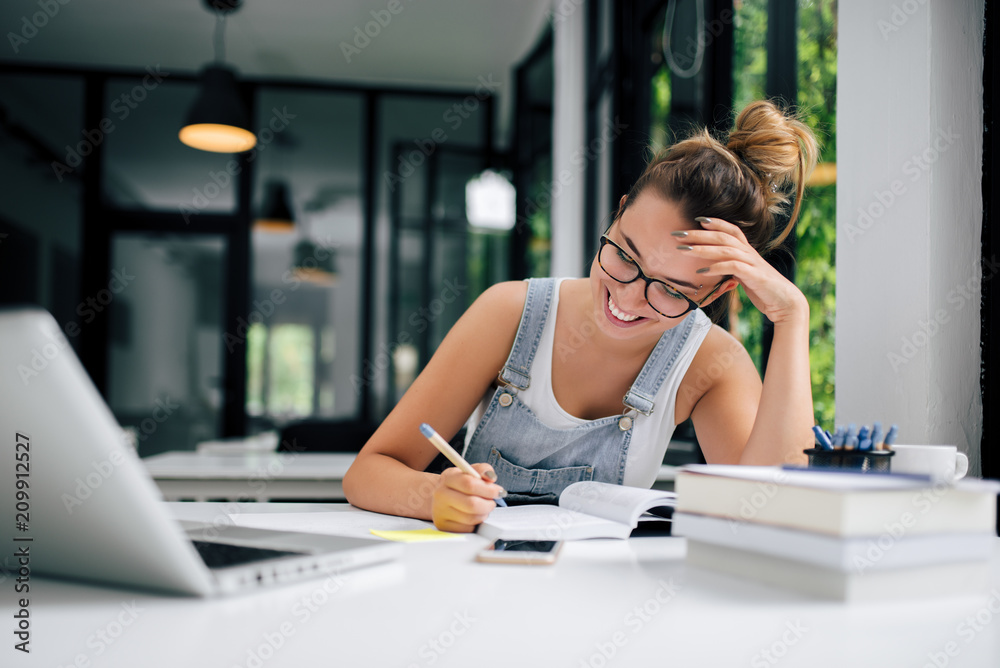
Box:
left=804, top=448, right=894, bottom=473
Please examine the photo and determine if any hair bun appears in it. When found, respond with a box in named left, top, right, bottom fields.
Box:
left=726, top=100, right=819, bottom=228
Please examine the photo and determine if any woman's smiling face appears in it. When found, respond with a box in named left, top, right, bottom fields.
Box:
left=588, top=194, right=715, bottom=339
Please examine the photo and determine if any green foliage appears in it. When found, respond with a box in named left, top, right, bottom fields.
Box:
left=267, top=324, right=315, bottom=417
left=796, top=0, right=838, bottom=426
left=526, top=154, right=553, bottom=278
left=730, top=0, right=838, bottom=425
left=246, top=323, right=266, bottom=416
left=733, top=0, right=769, bottom=112
left=732, top=0, right=770, bottom=379
left=246, top=323, right=316, bottom=418
left=649, top=66, right=672, bottom=152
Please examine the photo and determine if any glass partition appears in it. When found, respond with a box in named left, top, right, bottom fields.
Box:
left=247, top=88, right=365, bottom=429
left=105, top=233, right=226, bottom=456
left=0, top=74, right=84, bottom=340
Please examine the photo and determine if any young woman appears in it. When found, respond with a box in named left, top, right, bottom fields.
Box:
left=344, top=100, right=819, bottom=532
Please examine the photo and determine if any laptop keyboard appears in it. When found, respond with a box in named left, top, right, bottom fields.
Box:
left=191, top=540, right=304, bottom=569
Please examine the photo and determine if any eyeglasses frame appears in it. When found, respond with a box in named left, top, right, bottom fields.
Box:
left=597, top=235, right=728, bottom=319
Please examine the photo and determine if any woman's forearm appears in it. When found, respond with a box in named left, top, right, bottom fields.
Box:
left=342, top=453, right=439, bottom=520
left=739, top=302, right=814, bottom=466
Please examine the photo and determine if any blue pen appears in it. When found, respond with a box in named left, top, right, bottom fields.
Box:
left=883, top=424, right=899, bottom=448
left=832, top=425, right=845, bottom=448
left=857, top=425, right=870, bottom=443
left=844, top=424, right=858, bottom=450
left=811, top=425, right=834, bottom=450
left=870, top=422, right=884, bottom=450
left=419, top=423, right=507, bottom=507
left=858, top=438, right=873, bottom=451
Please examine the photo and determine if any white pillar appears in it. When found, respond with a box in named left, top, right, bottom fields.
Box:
left=550, top=0, right=587, bottom=277
left=836, top=0, right=984, bottom=472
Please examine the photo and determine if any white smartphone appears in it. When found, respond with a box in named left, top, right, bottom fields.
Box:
left=475, top=539, right=563, bottom=565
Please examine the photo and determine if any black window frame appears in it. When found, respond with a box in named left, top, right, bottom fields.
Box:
left=0, top=61, right=495, bottom=440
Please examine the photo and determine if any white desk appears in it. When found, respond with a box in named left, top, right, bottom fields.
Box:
left=142, top=451, right=680, bottom=501
left=18, top=502, right=1000, bottom=668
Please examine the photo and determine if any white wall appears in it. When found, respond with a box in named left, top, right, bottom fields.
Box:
left=837, top=0, right=984, bottom=473
left=550, top=0, right=587, bottom=277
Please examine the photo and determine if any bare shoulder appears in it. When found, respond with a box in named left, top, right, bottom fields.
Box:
left=695, top=324, right=756, bottom=371
left=677, top=323, right=760, bottom=419
left=471, top=280, right=528, bottom=321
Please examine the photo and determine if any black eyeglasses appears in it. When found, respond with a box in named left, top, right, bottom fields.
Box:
left=598, top=235, right=727, bottom=318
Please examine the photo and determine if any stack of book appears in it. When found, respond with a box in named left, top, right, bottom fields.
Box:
left=673, top=464, right=1000, bottom=601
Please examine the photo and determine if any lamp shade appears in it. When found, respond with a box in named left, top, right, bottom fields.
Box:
left=255, top=181, right=295, bottom=232
left=179, top=65, right=257, bottom=153
left=292, top=239, right=337, bottom=285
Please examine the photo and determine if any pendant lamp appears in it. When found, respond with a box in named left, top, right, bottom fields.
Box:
left=179, top=0, right=257, bottom=153
left=292, top=238, right=338, bottom=286
left=256, top=181, right=296, bottom=231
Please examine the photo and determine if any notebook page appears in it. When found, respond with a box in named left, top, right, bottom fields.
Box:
left=482, top=505, right=621, bottom=536
left=560, top=481, right=676, bottom=525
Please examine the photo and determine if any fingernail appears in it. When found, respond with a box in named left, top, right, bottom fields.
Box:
left=676, top=245, right=693, bottom=251
left=496, top=488, right=508, bottom=498
left=696, top=267, right=710, bottom=274
left=670, top=231, right=688, bottom=237
left=695, top=217, right=712, bottom=225
left=483, top=470, right=497, bottom=482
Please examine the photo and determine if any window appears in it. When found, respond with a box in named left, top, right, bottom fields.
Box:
left=733, top=0, right=838, bottom=425
left=731, top=0, right=838, bottom=424
left=247, top=88, right=364, bottom=427
left=0, top=74, right=84, bottom=338
left=512, top=31, right=554, bottom=279
left=600, top=0, right=836, bottom=429
left=795, top=0, right=838, bottom=425
left=246, top=323, right=319, bottom=418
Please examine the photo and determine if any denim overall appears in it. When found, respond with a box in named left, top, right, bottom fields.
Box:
left=462, top=278, right=697, bottom=504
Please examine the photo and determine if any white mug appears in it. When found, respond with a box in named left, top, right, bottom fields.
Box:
left=890, top=444, right=969, bottom=482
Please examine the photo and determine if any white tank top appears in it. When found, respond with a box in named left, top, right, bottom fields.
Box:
left=467, top=277, right=713, bottom=488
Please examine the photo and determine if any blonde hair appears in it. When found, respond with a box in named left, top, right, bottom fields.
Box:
left=619, top=99, right=819, bottom=256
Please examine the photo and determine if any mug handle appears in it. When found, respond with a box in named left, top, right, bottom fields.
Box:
left=954, top=452, right=969, bottom=481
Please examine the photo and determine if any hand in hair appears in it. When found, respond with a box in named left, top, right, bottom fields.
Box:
left=682, top=212, right=813, bottom=467
left=678, top=215, right=809, bottom=326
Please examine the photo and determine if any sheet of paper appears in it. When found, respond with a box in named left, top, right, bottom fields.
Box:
left=485, top=505, right=619, bottom=533
left=227, top=510, right=435, bottom=538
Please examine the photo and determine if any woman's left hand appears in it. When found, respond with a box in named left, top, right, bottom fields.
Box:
left=681, top=216, right=808, bottom=326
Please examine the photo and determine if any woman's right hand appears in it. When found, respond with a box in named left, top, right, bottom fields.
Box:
left=431, top=463, right=506, bottom=533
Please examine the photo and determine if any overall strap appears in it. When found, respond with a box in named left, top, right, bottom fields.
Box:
left=498, top=278, right=556, bottom=390
left=622, top=311, right=697, bottom=415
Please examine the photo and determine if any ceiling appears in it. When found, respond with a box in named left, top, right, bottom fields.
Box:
left=0, top=0, right=554, bottom=143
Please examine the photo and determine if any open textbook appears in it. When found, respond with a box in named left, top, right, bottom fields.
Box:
left=477, top=481, right=676, bottom=541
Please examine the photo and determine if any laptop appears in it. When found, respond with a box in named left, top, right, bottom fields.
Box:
left=0, top=307, right=399, bottom=596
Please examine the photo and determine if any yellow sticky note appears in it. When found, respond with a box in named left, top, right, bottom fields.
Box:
left=370, top=528, right=463, bottom=542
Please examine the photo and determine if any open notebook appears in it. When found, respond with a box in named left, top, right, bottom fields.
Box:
left=477, top=481, right=676, bottom=540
